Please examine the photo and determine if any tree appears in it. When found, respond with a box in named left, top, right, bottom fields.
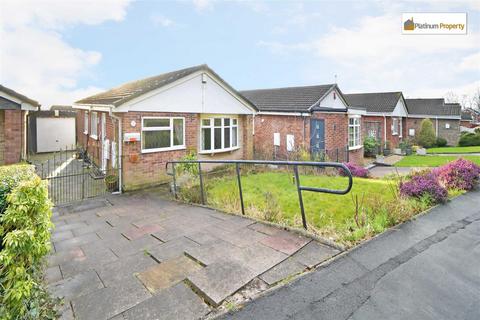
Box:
left=417, top=118, right=436, bottom=148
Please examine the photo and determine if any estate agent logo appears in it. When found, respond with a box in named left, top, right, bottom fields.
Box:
left=402, top=13, right=467, bottom=35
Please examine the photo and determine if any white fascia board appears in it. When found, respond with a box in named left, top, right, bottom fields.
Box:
left=72, top=103, right=114, bottom=112
left=366, top=112, right=394, bottom=117
left=348, top=108, right=367, bottom=116
left=21, top=103, right=38, bottom=111
left=257, top=111, right=310, bottom=117
left=116, top=70, right=256, bottom=114
left=407, top=115, right=461, bottom=120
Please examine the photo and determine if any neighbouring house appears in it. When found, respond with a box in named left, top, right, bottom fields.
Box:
left=241, top=84, right=366, bottom=165
left=27, top=105, right=77, bottom=154
left=344, top=92, right=408, bottom=150
left=74, top=65, right=257, bottom=191
left=0, top=85, right=39, bottom=165
left=405, top=99, right=461, bottom=146
left=461, top=108, right=480, bottom=128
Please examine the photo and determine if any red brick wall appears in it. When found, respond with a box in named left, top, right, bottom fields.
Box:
left=3, top=109, right=24, bottom=164
left=362, top=115, right=405, bottom=149
left=253, top=112, right=363, bottom=164
left=349, top=148, right=364, bottom=165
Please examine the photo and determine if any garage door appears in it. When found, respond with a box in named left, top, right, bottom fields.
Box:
left=37, top=117, right=76, bottom=153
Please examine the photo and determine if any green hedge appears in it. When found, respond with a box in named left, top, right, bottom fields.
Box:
left=459, top=133, right=480, bottom=147
left=0, top=165, right=55, bottom=319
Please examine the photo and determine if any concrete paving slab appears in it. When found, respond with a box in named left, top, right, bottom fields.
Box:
left=51, top=230, right=75, bottom=242
left=108, top=235, right=162, bottom=258
left=186, top=231, right=220, bottom=245
left=187, top=260, right=256, bottom=306
left=54, top=222, right=88, bottom=233
left=259, top=258, right=306, bottom=285
left=137, top=255, right=203, bottom=293
left=48, top=270, right=104, bottom=302
left=185, top=240, right=242, bottom=266
left=292, top=241, right=340, bottom=268
left=54, top=233, right=100, bottom=252
left=44, top=265, right=63, bottom=284
left=96, top=252, right=158, bottom=287
left=219, top=227, right=267, bottom=247
left=48, top=247, right=85, bottom=267
left=122, top=282, right=210, bottom=320
left=72, top=278, right=151, bottom=320
left=260, top=231, right=311, bottom=255
left=237, top=243, right=289, bottom=274
left=122, top=224, right=163, bottom=240
left=147, top=236, right=200, bottom=262
left=248, top=222, right=282, bottom=236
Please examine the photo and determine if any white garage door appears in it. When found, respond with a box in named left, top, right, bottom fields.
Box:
left=37, top=118, right=76, bottom=153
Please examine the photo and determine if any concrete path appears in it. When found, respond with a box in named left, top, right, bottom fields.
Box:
left=219, top=190, right=480, bottom=320
left=46, top=191, right=339, bottom=320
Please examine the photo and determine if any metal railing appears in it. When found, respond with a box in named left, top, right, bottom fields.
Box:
left=166, top=160, right=353, bottom=230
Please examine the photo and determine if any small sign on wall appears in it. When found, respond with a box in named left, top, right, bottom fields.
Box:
left=286, top=134, right=295, bottom=152
left=409, top=129, right=415, bottom=136
left=273, top=133, right=280, bottom=146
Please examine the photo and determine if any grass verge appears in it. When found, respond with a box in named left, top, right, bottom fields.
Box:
left=394, top=155, right=480, bottom=167
left=427, top=146, right=480, bottom=154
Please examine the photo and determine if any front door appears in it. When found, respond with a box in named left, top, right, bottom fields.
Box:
left=310, top=119, right=325, bottom=155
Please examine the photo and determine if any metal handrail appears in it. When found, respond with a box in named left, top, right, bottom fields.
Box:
left=166, top=160, right=353, bottom=230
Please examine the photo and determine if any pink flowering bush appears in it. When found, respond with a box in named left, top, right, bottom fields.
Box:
left=434, top=158, right=480, bottom=191
left=341, top=162, right=369, bottom=178
left=399, top=171, right=448, bottom=204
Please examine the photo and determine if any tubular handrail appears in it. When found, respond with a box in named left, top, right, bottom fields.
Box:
left=165, top=160, right=353, bottom=230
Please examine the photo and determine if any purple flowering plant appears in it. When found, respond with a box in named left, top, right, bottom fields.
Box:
left=341, top=162, right=369, bottom=178
left=434, top=158, right=480, bottom=191
left=399, top=171, right=448, bottom=204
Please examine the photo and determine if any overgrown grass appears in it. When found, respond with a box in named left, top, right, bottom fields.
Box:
left=394, top=155, right=480, bottom=167
left=198, top=171, right=433, bottom=246
left=427, top=146, right=480, bottom=154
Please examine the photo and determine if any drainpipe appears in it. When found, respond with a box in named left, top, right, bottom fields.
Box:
left=383, top=114, right=387, bottom=148
left=109, top=110, right=122, bottom=194
left=435, top=117, right=439, bottom=137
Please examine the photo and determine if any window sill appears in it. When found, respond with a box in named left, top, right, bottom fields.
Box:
left=349, top=145, right=363, bottom=151
left=198, top=146, right=241, bottom=155
left=90, top=134, right=98, bottom=140
left=141, top=145, right=186, bottom=154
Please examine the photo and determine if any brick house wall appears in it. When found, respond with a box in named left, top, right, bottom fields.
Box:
left=253, top=112, right=363, bottom=164
left=405, top=118, right=460, bottom=146
left=0, top=109, right=25, bottom=164
left=362, top=115, right=406, bottom=149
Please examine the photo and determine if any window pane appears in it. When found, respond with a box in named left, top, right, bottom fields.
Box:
left=202, top=128, right=211, bottom=150
left=214, top=118, right=222, bottom=127
left=143, top=130, right=170, bottom=149
left=144, top=118, right=170, bottom=127
left=224, top=118, right=230, bottom=126
left=214, top=128, right=222, bottom=149
left=224, top=127, right=230, bottom=148
left=173, top=119, right=183, bottom=146
left=202, top=119, right=211, bottom=126
left=232, top=127, right=238, bottom=147
left=232, top=119, right=237, bottom=125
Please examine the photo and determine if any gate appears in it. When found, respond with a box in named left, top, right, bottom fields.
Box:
left=33, top=148, right=119, bottom=205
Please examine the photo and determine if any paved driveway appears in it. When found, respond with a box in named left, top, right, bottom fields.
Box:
left=219, top=190, right=480, bottom=320
left=47, top=191, right=339, bottom=320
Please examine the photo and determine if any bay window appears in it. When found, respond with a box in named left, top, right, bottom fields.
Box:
left=141, top=117, right=185, bottom=152
left=201, top=117, right=238, bottom=152
left=91, top=112, right=98, bottom=139
left=348, top=117, right=361, bottom=149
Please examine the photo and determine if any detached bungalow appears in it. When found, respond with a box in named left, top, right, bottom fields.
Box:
left=241, top=84, right=365, bottom=164
left=74, top=65, right=256, bottom=190
left=0, top=85, right=39, bottom=165
left=405, top=99, right=461, bottom=146
left=344, top=92, right=408, bottom=149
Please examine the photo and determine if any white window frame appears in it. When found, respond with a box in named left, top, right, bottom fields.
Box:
left=199, top=117, right=239, bottom=154
left=84, top=111, right=89, bottom=135
left=392, top=117, right=401, bottom=136
left=90, top=112, right=98, bottom=140
left=141, top=117, right=186, bottom=153
left=349, top=116, right=362, bottom=150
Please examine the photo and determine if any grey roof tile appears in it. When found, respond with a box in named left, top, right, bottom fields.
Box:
left=344, top=92, right=402, bottom=113
left=0, top=84, right=40, bottom=107
left=406, top=99, right=460, bottom=117
left=240, top=84, right=338, bottom=112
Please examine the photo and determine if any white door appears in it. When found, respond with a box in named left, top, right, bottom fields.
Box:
left=37, top=118, right=76, bottom=153
left=101, top=113, right=107, bottom=171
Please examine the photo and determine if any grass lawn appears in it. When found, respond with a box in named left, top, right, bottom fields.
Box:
left=204, top=172, right=397, bottom=244
left=394, top=155, right=480, bottom=167
left=427, top=146, right=480, bottom=154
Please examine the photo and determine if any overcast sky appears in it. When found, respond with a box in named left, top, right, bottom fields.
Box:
left=0, top=0, right=479, bottom=108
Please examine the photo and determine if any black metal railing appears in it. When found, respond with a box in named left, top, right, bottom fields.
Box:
left=166, top=160, right=353, bottom=230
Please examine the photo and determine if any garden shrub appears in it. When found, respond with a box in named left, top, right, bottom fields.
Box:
left=417, top=119, right=436, bottom=148
left=0, top=166, right=55, bottom=319
left=0, top=164, right=35, bottom=215
left=435, top=137, right=447, bottom=147
left=341, top=162, right=369, bottom=178
left=399, top=171, right=448, bottom=204
left=434, top=158, right=480, bottom=191
left=363, top=137, right=378, bottom=157
left=458, top=132, right=480, bottom=147
left=177, top=150, right=199, bottom=176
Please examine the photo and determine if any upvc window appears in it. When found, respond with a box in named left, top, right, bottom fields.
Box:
left=84, top=111, right=89, bottom=134
left=201, top=117, right=238, bottom=152
left=91, top=112, right=98, bottom=139
left=141, top=117, right=185, bottom=153
left=392, top=118, right=399, bottom=136
left=349, top=117, right=361, bottom=149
